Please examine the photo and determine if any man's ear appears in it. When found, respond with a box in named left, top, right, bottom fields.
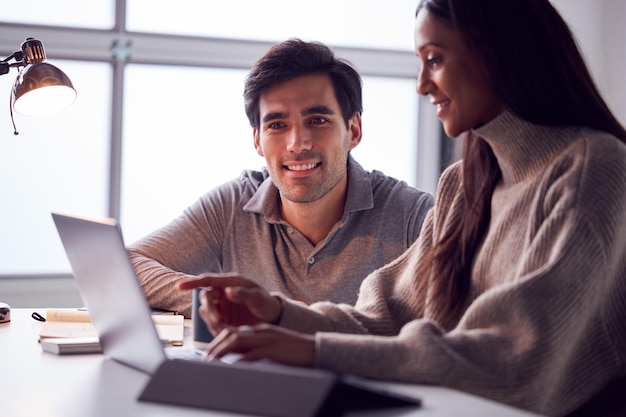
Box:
left=253, top=128, right=264, bottom=156
left=347, top=112, right=363, bottom=151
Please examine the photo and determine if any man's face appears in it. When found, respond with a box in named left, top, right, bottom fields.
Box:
left=254, top=74, right=361, bottom=203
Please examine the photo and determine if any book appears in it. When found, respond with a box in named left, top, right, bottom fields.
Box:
left=40, top=337, right=103, bottom=354
left=38, top=308, right=184, bottom=346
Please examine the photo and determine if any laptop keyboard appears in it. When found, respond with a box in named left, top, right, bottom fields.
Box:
left=164, top=346, right=242, bottom=364
left=165, top=346, right=204, bottom=360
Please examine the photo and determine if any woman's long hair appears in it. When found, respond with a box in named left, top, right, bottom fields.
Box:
left=415, top=0, right=626, bottom=328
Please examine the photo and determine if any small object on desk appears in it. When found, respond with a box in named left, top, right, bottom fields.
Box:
left=31, top=311, right=46, bottom=322
left=192, top=288, right=214, bottom=348
left=41, top=336, right=102, bottom=355
left=38, top=309, right=97, bottom=340
left=150, top=307, right=180, bottom=315
left=37, top=308, right=185, bottom=345
left=0, top=302, right=10, bottom=323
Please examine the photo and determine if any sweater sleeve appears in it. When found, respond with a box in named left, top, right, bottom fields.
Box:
left=128, top=180, right=238, bottom=317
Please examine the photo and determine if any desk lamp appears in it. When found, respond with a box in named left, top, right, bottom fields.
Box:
left=0, top=37, right=77, bottom=135
left=0, top=38, right=75, bottom=321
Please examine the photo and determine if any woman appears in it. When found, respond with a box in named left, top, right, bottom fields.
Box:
left=179, top=0, right=626, bottom=415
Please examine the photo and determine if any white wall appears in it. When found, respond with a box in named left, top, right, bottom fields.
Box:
left=552, top=0, right=626, bottom=125
left=604, top=0, right=626, bottom=124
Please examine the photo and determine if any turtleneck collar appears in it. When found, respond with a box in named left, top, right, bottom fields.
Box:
left=472, top=111, right=581, bottom=185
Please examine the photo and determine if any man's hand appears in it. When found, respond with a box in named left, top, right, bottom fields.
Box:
left=177, top=273, right=282, bottom=335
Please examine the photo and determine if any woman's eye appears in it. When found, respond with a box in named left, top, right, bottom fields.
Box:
left=427, top=54, right=442, bottom=67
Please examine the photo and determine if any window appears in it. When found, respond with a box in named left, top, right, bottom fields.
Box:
left=120, top=66, right=256, bottom=241
left=127, top=0, right=417, bottom=51
left=0, top=61, right=111, bottom=273
left=2, top=0, right=114, bottom=29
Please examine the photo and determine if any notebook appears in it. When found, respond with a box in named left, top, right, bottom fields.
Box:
left=52, top=212, right=421, bottom=417
left=51, top=212, right=205, bottom=374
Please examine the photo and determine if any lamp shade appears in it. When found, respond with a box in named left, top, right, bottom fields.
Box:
left=12, top=62, right=77, bottom=116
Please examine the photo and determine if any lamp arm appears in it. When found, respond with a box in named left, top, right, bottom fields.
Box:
left=1, top=51, right=25, bottom=75
left=2, top=51, right=24, bottom=135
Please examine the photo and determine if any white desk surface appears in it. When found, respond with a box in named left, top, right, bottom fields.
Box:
left=0, top=308, right=543, bottom=417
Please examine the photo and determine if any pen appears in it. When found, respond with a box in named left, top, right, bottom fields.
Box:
left=31, top=311, right=46, bottom=322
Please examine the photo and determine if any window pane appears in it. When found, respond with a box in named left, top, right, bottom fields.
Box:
left=0, top=61, right=112, bottom=274
left=127, top=0, right=417, bottom=51
left=353, top=76, right=418, bottom=187
left=120, top=66, right=418, bottom=244
left=121, top=65, right=259, bottom=243
left=1, top=0, right=114, bottom=29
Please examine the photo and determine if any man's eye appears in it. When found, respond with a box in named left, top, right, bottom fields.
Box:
left=310, top=117, right=327, bottom=125
left=267, top=122, right=284, bottom=129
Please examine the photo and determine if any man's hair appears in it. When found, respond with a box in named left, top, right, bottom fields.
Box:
left=243, top=38, right=363, bottom=129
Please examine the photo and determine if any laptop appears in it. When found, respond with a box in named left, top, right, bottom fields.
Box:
left=52, top=212, right=421, bottom=417
left=51, top=212, right=209, bottom=374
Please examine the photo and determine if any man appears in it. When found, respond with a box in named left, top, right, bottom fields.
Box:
left=129, top=39, right=433, bottom=317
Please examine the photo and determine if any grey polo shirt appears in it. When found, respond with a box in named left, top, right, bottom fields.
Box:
left=129, top=155, right=433, bottom=317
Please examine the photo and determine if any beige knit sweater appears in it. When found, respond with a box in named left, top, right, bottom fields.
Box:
left=278, top=111, right=626, bottom=416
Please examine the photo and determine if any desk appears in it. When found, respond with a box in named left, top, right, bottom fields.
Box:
left=0, top=309, right=542, bottom=417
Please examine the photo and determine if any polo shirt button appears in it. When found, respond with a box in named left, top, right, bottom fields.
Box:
left=308, top=257, right=315, bottom=265
left=287, top=227, right=293, bottom=233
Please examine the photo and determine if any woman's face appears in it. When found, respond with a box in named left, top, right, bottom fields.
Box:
left=414, top=9, right=503, bottom=138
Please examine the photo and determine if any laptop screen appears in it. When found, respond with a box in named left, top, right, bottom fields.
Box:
left=52, top=212, right=167, bottom=374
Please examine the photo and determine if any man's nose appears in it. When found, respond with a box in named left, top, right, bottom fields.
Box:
left=286, top=126, right=312, bottom=153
